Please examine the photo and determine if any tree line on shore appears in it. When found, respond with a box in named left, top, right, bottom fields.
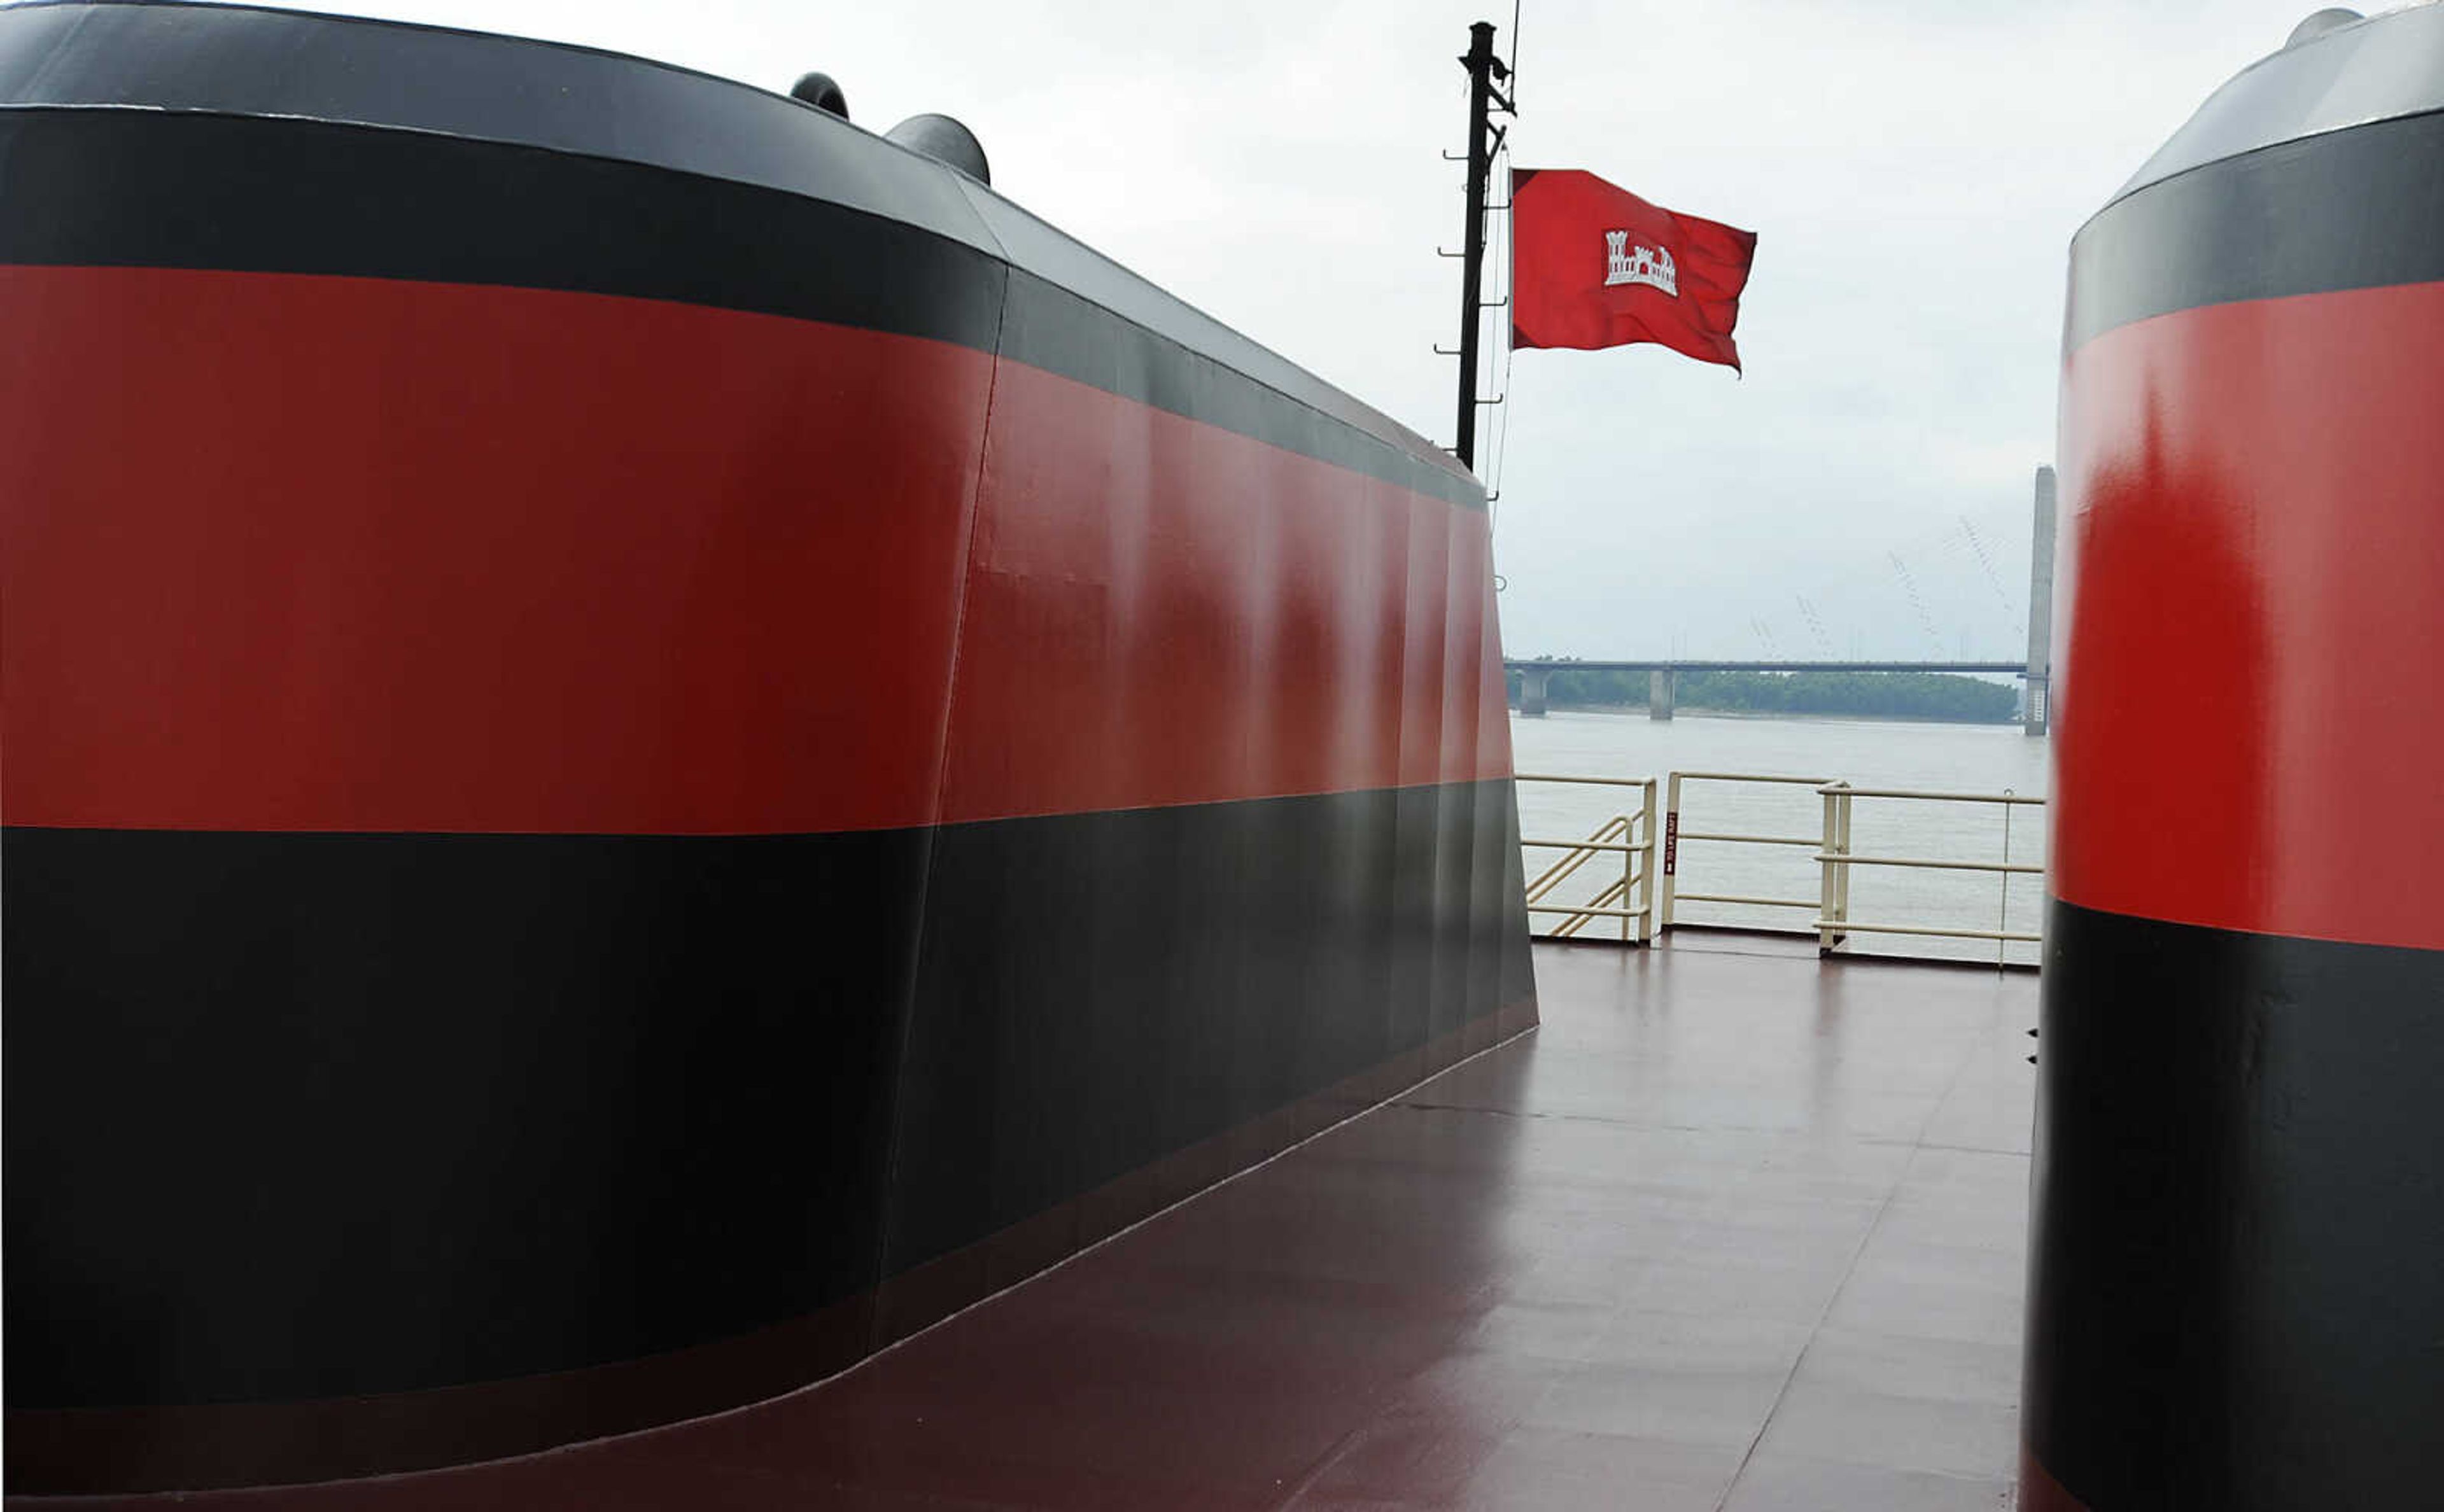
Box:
left=1508, top=666, right=2018, bottom=723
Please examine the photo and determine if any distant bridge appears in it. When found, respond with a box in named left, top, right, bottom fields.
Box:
left=1502, top=659, right=2033, bottom=725
left=1505, top=659, right=2028, bottom=675
left=1506, top=468, right=2061, bottom=734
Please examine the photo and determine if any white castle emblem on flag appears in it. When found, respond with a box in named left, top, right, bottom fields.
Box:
left=1604, top=230, right=1677, bottom=295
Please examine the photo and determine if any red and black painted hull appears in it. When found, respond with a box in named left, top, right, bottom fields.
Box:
left=2027, top=21, right=2444, bottom=1509
left=0, top=3, right=1530, bottom=1494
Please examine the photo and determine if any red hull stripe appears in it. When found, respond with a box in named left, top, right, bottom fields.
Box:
left=943, top=356, right=1506, bottom=823
left=2051, top=280, right=2444, bottom=952
left=0, top=108, right=1480, bottom=513
left=0, top=265, right=1510, bottom=835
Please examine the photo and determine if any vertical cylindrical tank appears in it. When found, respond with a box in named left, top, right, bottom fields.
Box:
left=2027, top=8, right=2444, bottom=1509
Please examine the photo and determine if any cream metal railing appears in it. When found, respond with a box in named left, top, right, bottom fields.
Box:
left=1517, top=774, right=1659, bottom=943
left=1811, top=781, right=2044, bottom=965
left=1522, top=769, right=2046, bottom=963
left=1657, top=771, right=1830, bottom=928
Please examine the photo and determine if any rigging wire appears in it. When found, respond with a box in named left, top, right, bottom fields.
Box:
left=1484, top=11, right=1521, bottom=517
left=1510, top=0, right=1522, bottom=111
left=1485, top=146, right=1518, bottom=517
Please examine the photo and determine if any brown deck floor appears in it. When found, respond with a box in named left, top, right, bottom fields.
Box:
left=55, top=938, right=2037, bottom=1511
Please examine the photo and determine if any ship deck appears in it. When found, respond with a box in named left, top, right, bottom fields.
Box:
left=63, top=938, right=2036, bottom=1511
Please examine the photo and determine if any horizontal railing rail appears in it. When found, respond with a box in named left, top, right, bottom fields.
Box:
left=1813, top=779, right=2040, bottom=963
left=1657, top=771, right=1832, bottom=927
left=1517, top=774, right=1658, bottom=944
left=1519, top=767, right=2045, bottom=965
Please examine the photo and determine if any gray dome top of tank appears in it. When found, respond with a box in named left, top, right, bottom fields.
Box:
left=2112, top=3, right=2444, bottom=206
left=0, top=0, right=1475, bottom=496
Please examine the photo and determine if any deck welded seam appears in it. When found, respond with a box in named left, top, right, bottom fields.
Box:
left=1706, top=993, right=2019, bottom=1509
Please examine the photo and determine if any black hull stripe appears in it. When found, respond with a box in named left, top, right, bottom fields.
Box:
left=0, top=108, right=1482, bottom=511
left=2067, top=107, right=2444, bottom=349
left=0, top=0, right=1008, bottom=251
left=3, top=779, right=1532, bottom=1413
left=2026, top=898, right=2444, bottom=1511
left=0, top=111, right=1008, bottom=365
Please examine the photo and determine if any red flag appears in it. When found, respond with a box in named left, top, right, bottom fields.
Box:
left=1510, top=169, right=1757, bottom=371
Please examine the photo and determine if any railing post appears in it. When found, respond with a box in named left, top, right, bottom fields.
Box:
left=1660, top=772, right=1682, bottom=931
left=1618, top=813, right=1632, bottom=942
left=1819, top=787, right=1838, bottom=953
left=1998, top=794, right=2015, bottom=968
left=1818, top=781, right=1851, bottom=955
left=1640, top=778, right=1659, bottom=944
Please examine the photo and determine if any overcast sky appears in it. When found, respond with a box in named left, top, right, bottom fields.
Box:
left=247, top=0, right=2356, bottom=660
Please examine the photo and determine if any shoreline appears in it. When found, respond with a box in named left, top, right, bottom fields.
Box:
left=1513, top=703, right=2021, bottom=728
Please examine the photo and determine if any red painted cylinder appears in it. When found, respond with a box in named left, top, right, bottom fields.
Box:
left=2027, top=9, right=2444, bottom=1508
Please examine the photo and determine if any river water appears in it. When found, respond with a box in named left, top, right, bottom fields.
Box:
left=1508, top=710, right=2050, bottom=967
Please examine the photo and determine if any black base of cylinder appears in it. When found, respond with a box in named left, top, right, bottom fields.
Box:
left=2025, top=899, right=2444, bottom=1510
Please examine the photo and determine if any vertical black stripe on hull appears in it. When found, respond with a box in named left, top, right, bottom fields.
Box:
left=2027, top=899, right=2444, bottom=1510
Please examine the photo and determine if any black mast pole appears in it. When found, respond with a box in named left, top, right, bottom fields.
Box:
left=1454, top=21, right=1509, bottom=473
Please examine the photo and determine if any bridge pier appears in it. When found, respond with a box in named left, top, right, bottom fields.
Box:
left=1519, top=666, right=1550, bottom=718
left=2025, top=465, right=2056, bottom=736
left=1648, top=668, right=1675, bottom=721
